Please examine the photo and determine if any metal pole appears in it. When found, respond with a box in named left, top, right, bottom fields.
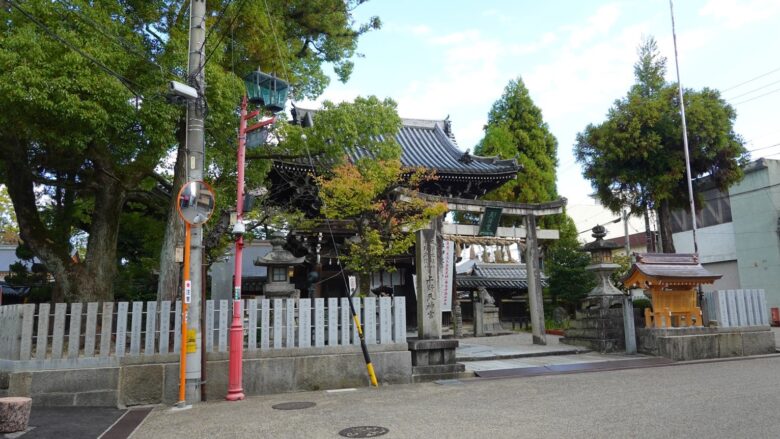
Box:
left=226, top=96, right=248, bottom=401
left=178, top=223, right=192, bottom=407
left=185, top=0, right=206, bottom=403
left=622, top=208, right=631, bottom=257
left=669, top=0, right=698, bottom=254
left=348, top=287, right=379, bottom=387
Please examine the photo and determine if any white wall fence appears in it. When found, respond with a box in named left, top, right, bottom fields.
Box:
left=703, top=289, right=769, bottom=327
left=0, top=297, right=407, bottom=365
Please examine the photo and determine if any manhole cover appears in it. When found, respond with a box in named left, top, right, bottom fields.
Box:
left=271, top=401, right=316, bottom=410
left=338, top=426, right=389, bottom=437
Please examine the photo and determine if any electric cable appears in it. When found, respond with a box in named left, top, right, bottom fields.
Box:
left=731, top=87, right=780, bottom=106
left=55, top=0, right=170, bottom=78
left=190, top=0, right=249, bottom=80
left=722, top=66, right=780, bottom=93
left=725, top=78, right=780, bottom=101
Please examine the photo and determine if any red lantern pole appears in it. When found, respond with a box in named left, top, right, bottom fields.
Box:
left=226, top=96, right=276, bottom=401
left=226, top=96, right=248, bottom=401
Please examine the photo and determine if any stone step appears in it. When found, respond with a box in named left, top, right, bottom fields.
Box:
left=560, top=337, right=624, bottom=353
left=565, top=328, right=624, bottom=339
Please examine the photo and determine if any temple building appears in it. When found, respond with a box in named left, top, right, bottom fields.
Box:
left=256, top=112, right=525, bottom=325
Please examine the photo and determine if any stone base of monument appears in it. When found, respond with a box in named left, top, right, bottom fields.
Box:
left=482, top=305, right=507, bottom=335
left=0, top=397, right=32, bottom=433
left=637, top=326, right=776, bottom=361
left=408, top=339, right=466, bottom=383
left=560, top=295, right=626, bottom=353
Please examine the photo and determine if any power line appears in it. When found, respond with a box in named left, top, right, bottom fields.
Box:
left=191, top=0, right=249, bottom=80
left=749, top=142, right=780, bottom=153
left=9, top=0, right=142, bottom=97
left=731, top=87, right=780, bottom=106
left=722, top=66, right=780, bottom=93
left=55, top=0, right=167, bottom=77
left=725, top=78, right=780, bottom=101
left=200, top=0, right=233, bottom=55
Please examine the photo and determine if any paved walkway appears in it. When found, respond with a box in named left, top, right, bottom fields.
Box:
left=454, top=331, right=658, bottom=374
left=131, top=356, right=780, bottom=439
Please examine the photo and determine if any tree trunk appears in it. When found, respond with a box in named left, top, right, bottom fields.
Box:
left=156, top=137, right=187, bottom=301
left=2, top=142, right=125, bottom=302
left=657, top=199, right=676, bottom=254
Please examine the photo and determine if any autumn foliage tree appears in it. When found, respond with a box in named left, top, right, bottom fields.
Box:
left=318, top=160, right=447, bottom=292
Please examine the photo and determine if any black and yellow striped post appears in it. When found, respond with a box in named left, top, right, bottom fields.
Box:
left=347, top=287, right=379, bottom=387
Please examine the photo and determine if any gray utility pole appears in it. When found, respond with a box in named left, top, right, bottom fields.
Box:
left=185, top=0, right=206, bottom=404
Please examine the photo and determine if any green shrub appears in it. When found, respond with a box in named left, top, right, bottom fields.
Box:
left=632, top=298, right=652, bottom=311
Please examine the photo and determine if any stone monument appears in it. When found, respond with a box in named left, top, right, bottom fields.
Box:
left=474, top=286, right=503, bottom=335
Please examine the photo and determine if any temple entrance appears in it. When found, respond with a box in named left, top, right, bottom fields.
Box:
left=402, top=191, right=565, bottom=346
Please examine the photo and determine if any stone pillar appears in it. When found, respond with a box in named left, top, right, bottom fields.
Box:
left=623, top=295, right=637, bottom=354
left=473, top=301, right=484, bottom=337
left=525, top=215, right=546, bottom=345
left=415, top=222, right=441, bottom=339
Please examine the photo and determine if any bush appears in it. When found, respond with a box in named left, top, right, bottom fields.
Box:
left=632, top=298, right=652, bottom=311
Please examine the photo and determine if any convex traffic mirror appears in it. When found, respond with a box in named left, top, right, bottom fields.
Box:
left=177, top=180, right=216, bottom=226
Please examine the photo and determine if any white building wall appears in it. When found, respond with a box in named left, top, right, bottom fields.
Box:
left=672, top=222, right=738, bottom=264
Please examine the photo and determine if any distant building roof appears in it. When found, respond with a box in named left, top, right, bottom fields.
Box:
left=456, top=261, right=547, bottom=290
left=604, top=232, right=651, bottom=249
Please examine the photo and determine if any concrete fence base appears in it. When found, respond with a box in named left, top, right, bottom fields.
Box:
left=0, top=344, right=411, bottom=407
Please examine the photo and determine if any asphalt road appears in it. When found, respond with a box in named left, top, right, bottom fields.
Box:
left=132, top=355, right=780, bottom=439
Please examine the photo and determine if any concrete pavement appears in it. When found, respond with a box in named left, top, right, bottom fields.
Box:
left=131, top=355, right=780, bottom=439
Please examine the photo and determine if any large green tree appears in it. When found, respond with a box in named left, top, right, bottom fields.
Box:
left=574, top=37, right=747, bottom=252
left=0, top=0, right=379, bottom=302
left=475, top=77, right=558, bottom=204
left=544, top=215, right=595, bottom=312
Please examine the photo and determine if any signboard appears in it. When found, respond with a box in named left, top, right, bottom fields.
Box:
left=184, top=280, right=192, bottom=304
left=439, top=240, right=454, bottom=312
left=246, top=128, right=270, bottom=149
left=348, top=276, right=357, bottom=294
left=186, top=329, right=197, bottom=353
left=478, top=207, right=503, bottom=236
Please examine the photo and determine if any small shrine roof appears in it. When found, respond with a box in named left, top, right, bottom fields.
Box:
left=623, top=253, right=722, bottom=287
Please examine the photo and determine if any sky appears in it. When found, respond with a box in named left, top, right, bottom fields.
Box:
left=300, top=0, right=780, bottom=239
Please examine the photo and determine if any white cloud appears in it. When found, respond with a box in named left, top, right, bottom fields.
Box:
left=699, top=0, right=780, bottom=29
left=567, top=3, right=622, bottom=49
left=508, top=32, right=558, bottom=56
left=430, top=30, right=481, bottom=46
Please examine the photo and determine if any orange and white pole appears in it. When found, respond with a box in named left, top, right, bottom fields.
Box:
left=178, top=223, right=192, bottom=406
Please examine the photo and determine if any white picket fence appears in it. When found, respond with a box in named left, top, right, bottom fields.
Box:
left=703, top=289, right=769, bottom=327
left=0, top=297, right=406, bottom=363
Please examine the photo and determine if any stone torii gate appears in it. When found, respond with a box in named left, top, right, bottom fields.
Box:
left=401, top=191, right=566, bottom=346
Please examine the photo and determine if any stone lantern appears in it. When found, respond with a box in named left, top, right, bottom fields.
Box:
left=253, top=233, right=305, bottom=299
left=581, top=225, right=623, bottom=297
left=560, top=225, right=631, bottom=353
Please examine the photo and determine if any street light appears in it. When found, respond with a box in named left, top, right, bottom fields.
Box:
left=226, top=95, right=277, bottom=401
